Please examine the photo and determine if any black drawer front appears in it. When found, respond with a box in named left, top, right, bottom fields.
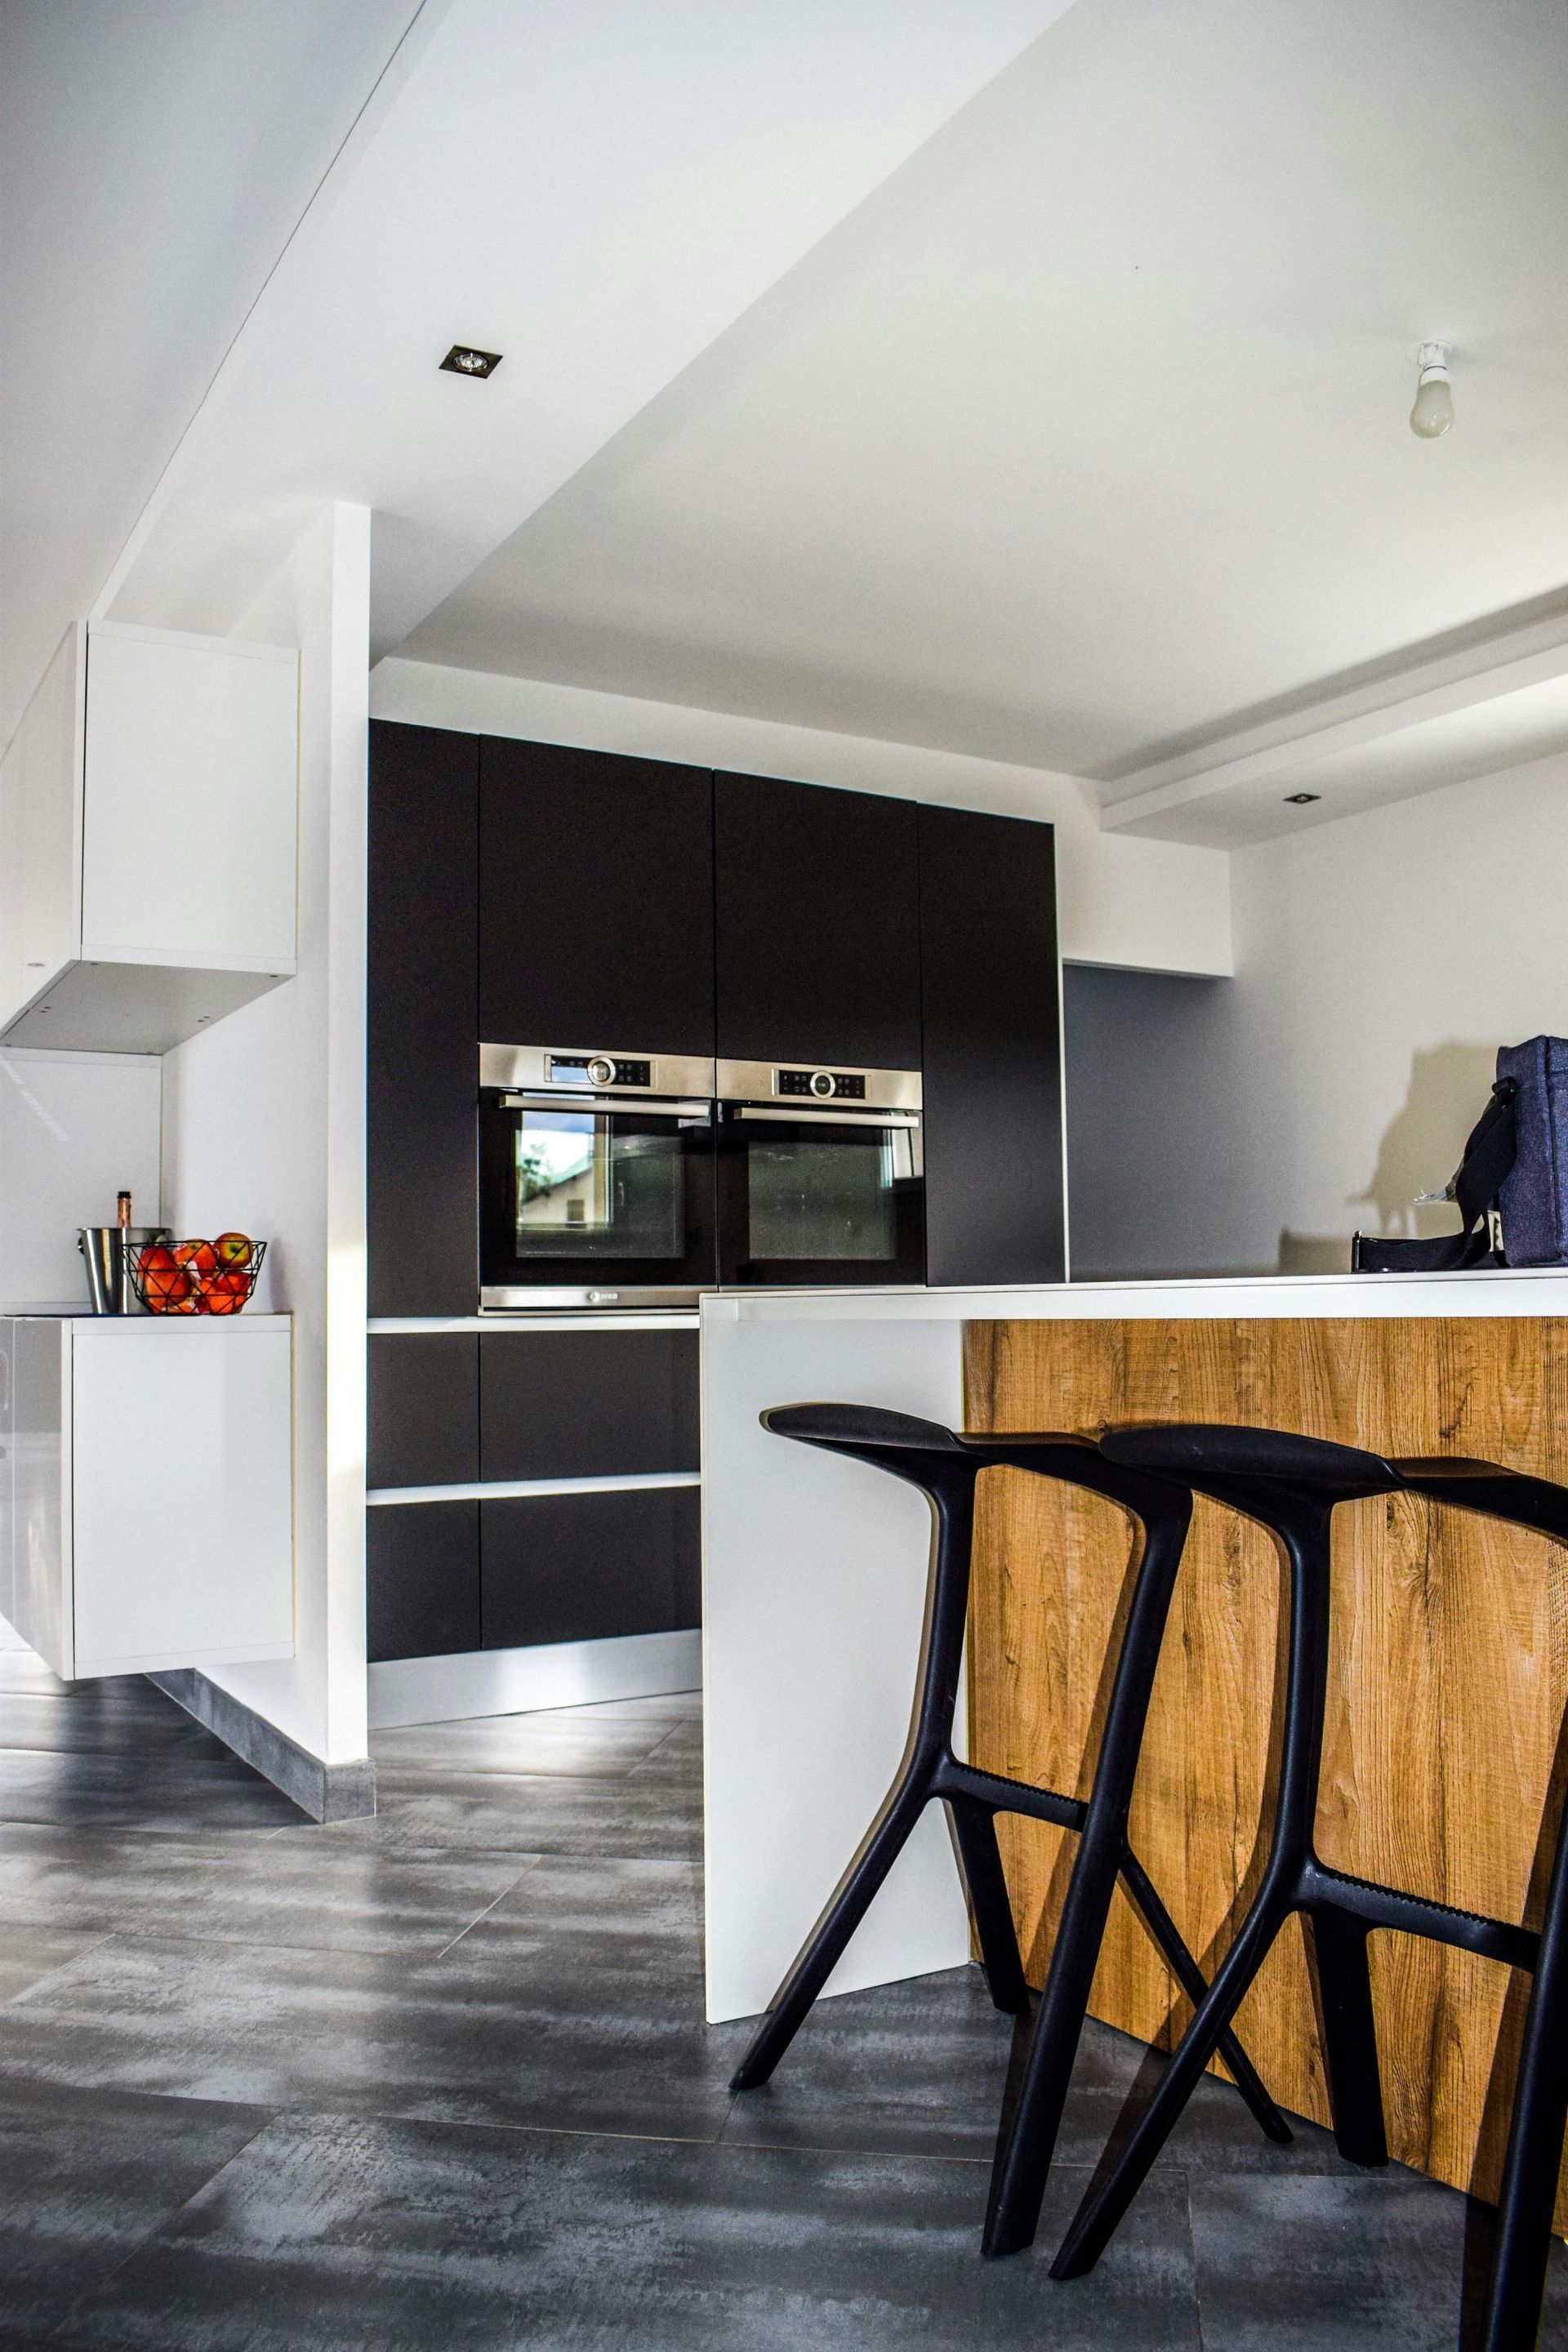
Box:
left=481, top=1487, right=700, bottom=1650
left=479, top=1330, right=698, bottom=1481
left=367, top=1502, right=480, bottom=1663
left=368, top=1335, right=479, bottom=1490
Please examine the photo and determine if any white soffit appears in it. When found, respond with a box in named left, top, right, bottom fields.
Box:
left=0, top=0, right=424, bottom=747
left=1098, top=597, right=1568, bottom=844
left=103, top=0, right=1076, bottom=648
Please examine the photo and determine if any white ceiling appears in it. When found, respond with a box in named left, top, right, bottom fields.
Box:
left=0, top=0, right=422, bottom=746
left=103, top=0, right=1071, bottom=653
left=396, top=0, right=1568, bottom=835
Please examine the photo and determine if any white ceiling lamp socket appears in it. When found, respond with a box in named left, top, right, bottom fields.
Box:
left=1409, top=341, right=1454, bottom=439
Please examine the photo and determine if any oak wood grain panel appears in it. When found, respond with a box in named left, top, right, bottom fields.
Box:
left=964, top=1315, right=1568, bottom=2219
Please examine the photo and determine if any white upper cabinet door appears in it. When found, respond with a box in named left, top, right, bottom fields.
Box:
left=81, top=625, right=298, bottom=972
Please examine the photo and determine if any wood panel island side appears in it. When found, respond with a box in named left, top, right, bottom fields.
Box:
left=699, top=1272, right=1568, bottom=2222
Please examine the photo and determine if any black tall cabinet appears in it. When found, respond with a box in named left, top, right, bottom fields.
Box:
left=713, top=772, right=920, bottom=1068
left=480, top=737, right=715, bottom=1053
left=919, top=803, right=1064, bottom=1287
left=367, top=721, right=479, bottom=1318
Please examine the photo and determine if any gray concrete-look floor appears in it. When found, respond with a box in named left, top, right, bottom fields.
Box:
left=0, top=1619, right=1563, bottom=2350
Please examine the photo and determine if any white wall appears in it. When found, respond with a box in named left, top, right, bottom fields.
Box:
left=0, top=1047, right=161, bottom=1307
left=1221, top=749, right=1568, bottom=1271
left=368, top=657, right=1233, bottom=979
left=160, top=501, right=370, bottom=1766
left=1083, top=749, right=1568, bottom=1277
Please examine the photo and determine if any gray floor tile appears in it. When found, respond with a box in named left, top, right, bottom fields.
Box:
left=369, top=1713, right=675, bottom=1780
left=625, top=1719, right=705, bottom=1788
left=0, top=1822, right=540, bottom=1956
left=453, top=1852, right=704, bottom=1973
left=0, top=1921, right=112, bottom=2002
left=0, top=2074, right=273, bottom=2338
left=0, top=1931, right=745, bottom=2140
left=56, top=2110, right=1200, bottom=2352
left=332, top=1767, right=703, bottom=1860
left=0, top=1684, right=229, bottom=1757
left=1188, top=2169, right=1568, bottom=2349
left=0, top=1746, right=309, bottom=1835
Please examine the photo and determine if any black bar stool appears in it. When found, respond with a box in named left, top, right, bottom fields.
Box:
left=991, top=1422, right=1568, bottom=2352
left=728, top=1402, right=1290, bottom=2174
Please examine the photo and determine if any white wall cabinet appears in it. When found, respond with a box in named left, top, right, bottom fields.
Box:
left=0, top=1314, right=295, bottom=1680
left=0, top=622, right=298, bottom=1051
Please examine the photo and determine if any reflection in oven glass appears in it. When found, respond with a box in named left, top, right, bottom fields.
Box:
left=513, top=1113, right=684, bottom=1258
left=747, top=1134, right=902, bottom=1263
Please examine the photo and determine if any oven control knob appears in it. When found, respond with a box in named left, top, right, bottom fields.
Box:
left=586, top=1056, right=617, bottom=1088
left=809, top=1070, right=835, bottom=1098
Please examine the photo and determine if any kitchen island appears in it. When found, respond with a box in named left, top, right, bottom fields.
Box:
left=700, top=1268, right=1568, bottom=2218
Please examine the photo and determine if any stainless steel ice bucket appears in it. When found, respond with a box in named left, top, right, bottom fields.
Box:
left=77, top=1227, right=172, bottom=1315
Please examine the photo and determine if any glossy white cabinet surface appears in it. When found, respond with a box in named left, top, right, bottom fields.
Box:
left=1, top=1314, right=295, bottom=1681
left=0, top=622, right=299, bottom=1052
left=82, top=626, right=298, bottom=971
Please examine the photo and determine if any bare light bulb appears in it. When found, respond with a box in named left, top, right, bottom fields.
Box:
left=1410, top=341, right=1454, bottom=439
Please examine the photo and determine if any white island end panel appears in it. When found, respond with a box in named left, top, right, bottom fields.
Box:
left=700, top=1303, right=969, bottom=2025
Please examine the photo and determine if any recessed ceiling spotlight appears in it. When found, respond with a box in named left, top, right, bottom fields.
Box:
left=440, top=345, right=502, bottom=379
left=1409, top=341, right=1454, bottom=439
left=1284, top=792, right=1321, bottom=804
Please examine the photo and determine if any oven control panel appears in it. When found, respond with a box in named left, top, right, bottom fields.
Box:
left=776, top=1067, right=866, bottom=1100
left=549, top=1054, right=652, bottom=1089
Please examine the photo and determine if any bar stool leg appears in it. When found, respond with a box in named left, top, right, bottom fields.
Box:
left=729, top=1777, right=935, bottom=2090
left=949, top=1800, right=1031, bottom=2015
left=983, top=1492, right=1219, bottom=2258
left=1048, top=1882, right=1296, bottom=2276
left=1306, top=1909, right=1388, bottom=2167
left=731, top=1463, right=986, bottom=2092
left=1480, top=1806, right=1568, bottom=2352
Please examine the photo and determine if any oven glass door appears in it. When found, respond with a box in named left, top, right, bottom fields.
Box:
left=480, top=1093, right=715, bottom=1294
left=717, top=1107, right=924, bottom=1286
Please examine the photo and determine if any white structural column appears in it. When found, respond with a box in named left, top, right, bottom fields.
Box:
left=158, top=501, right=372, bottom=1771
left=699, top=1297, right=969, bottom=2025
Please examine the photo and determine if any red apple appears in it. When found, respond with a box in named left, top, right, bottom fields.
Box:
left=214, top=1232, right=253, bottom=1268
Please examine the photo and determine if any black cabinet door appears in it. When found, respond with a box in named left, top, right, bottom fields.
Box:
left=479, top=738, right=714, bottom=1054
left=368, top=722, right=479, bottom=1316
left=714, top=773, right=920, bottom=1068
left=368, top=1335, right=479, bottom=1490
left=919, top=805, right=1064, bottom=1286
left=481, top=1487, right=701, bottom=1649
left=480, top=1330, right=698, bottom=1481
left=367, top=1502, right=480, bottom=1662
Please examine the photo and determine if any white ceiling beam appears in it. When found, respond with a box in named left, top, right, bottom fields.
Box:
left=1098, top=610, right=1568, bottom=832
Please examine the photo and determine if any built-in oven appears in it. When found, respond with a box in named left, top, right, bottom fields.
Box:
left=479, top=1045, right=717, bottom=1310
left=715, top=1058, right=924, bottom=1289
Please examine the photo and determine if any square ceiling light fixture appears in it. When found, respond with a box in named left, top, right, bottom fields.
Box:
left=1284, top=791, right=1321, bottom=804
left=439, top=344, right=502, bottom=378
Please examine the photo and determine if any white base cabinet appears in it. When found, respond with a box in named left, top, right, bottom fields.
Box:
left=0, top=1314, right=295, bottom=1680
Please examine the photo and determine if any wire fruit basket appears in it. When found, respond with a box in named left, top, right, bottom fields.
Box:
left=129, top=1236, right=266, bottom=1316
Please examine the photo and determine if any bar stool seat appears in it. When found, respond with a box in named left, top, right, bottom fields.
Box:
left=998, top=1421, right=1568, bottom=2352
left=729, top=1401, right=1289, bottom=2188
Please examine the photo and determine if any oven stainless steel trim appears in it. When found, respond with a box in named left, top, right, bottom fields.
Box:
left=501, top=1092, right=712, bottom=1122
left=733, top=1105, right=920, bottom=1128
left=482, top=1042, right=715, bottom=1098
left=715, top=1058, right=921, bottom=1111
left=480, top=1285, right=705, bottom=1312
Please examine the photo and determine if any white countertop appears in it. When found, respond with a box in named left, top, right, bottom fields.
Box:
left=701, top=1266, right=1568, bottom=1325
left=1, top=1307, right=292, bottom=1329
